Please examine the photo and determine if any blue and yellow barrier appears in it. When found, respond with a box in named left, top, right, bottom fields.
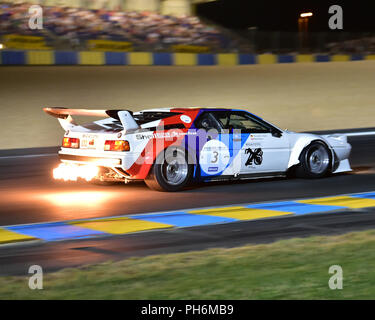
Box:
left=1, top=191, right=375, bottom=245
left=0, top=50, right=374, bottom=66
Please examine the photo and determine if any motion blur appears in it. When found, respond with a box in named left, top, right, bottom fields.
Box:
left=0, top=0, right=375, bottom=303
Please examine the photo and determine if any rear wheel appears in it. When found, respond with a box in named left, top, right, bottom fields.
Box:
left=145, top=147, right=194, bottom=192
left=296, top=141, right=331, bottom=178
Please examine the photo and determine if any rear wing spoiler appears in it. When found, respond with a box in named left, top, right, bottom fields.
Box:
left=43, top=107, right=109, bottom=119
left=43, top=107, right=139, bottom=132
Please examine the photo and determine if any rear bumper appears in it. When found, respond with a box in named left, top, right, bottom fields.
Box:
left=59, top=153, right=122, bottom=166
left=58, top=148, right=146, bottom=179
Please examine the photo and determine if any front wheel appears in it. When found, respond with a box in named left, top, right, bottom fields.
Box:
left=145, top=147, right=194, bottom=192
left=296, top=141, right=332, bottom=178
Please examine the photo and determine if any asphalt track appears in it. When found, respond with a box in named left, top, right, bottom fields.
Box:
left=0, top=134, right=374, bottom=274
left=0, top=134, right=375, bottom=226
left=1, top=209, right=375, bottom=276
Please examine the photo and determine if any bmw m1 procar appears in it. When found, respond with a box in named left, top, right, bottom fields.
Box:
left=44, top=107, right=352, bottom=192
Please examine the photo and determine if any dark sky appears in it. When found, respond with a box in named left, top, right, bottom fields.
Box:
left=196, top=0, right=375, bottom=32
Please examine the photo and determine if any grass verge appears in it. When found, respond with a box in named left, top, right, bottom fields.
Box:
left=1, top=230, right=375, bottom=299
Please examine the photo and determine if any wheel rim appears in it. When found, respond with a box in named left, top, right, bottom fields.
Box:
left=307, top=145, right=330, bottom=174
left=162, top=150, right=188, bottom=186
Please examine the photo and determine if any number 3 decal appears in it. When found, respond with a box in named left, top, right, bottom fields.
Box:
left=200, top=140, right=230, bottom=175
left=211, top=151, right=219, bottom=163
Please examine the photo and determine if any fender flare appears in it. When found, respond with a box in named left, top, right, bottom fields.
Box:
left=146, top=144, right=197, bottom=177
left=288, top=138, right=335, bottom=171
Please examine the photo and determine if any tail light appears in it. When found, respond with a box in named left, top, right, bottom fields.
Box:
left=104, top=140, right=130, bottom=152
left=62, top=137, right=79, bottom=149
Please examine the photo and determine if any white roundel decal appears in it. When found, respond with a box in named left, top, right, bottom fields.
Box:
left=180, top=115, right=191, bottom=124
left=199, top=140, right=230, bottom=175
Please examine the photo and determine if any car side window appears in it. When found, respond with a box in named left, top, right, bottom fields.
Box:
left=213, top=111, right=271, bottom=133
left=229, top=113, right=270, bottom=133
left=194, top=112, right=221, bottom=131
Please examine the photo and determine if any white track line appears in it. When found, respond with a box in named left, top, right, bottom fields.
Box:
left=0, top=153, right=56, bottom=160
left=343, top=131, right=375, bottom=137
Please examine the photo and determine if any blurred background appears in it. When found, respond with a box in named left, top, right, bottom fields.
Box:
left=1, top=0, right=375, bottom=54
left=1, top=0, right=375, bottom=150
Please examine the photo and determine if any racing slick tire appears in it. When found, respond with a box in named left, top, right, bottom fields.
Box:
left=145, top=147, right=194, bottom=192
left=296, top=141, right=332, bottom=179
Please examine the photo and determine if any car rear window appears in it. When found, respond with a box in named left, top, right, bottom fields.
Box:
left=133, top=112, right=182, bottom=125
left=80, top=112, right=182, bottom=132
left=81, top=120, right=123, bottom=132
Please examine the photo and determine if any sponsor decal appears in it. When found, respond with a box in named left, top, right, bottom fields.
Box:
left=249, top=134, right=266, bottom=141
left=2, top=34, right=50, bottom=50
left=200, top=140, right=230, bottom=175
left=80, top=134, right=98, bottom=149
left=245, top=142, right=261, bottom=147
left=87, top=39, right=133, bottom=52
left=180, top=115, right=192, bottom=124
left=136, top=130, right=191, bottom=140
left=154, top=131, right=182, bottom=139
left=171, top=44, right=210, bottom=53
left=136, top=133, right=153, bottom=140
left=245, top=148, right=263, bottom=166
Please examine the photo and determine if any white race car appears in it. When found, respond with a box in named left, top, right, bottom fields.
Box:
left=44, top=107, right=352, bottom=192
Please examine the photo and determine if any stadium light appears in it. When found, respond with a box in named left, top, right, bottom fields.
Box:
left=0, top=43, right=4, bottom=50
left=298, top=12, right=313, bottom=51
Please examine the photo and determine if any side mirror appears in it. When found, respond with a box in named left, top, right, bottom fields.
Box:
left=271, top=130, right=282, bottom=138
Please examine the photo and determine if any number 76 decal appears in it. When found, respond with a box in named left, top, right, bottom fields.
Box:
left=245, top=148, right=263, bottom=166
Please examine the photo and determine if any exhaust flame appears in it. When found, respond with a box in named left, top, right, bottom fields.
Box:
left=53, top=163, right=99, bottom=182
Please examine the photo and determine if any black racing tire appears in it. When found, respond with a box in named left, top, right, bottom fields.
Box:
left=296, top=141, right=332, bottom=178
left=145, top=147, right=194, bottom=192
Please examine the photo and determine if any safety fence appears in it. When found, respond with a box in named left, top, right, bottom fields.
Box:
left=1, top=50, right=375, bottom=66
